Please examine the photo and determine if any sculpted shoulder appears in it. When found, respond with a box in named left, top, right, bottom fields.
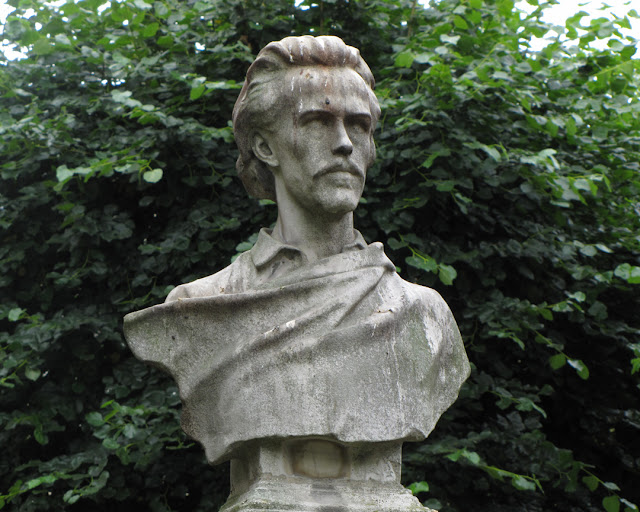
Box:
left=401, top=278, right=465, bottom=340
left=164, top=251, right=254, bottom=303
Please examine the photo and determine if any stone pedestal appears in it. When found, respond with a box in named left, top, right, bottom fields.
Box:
left=220, top=439, right=432, bottom=512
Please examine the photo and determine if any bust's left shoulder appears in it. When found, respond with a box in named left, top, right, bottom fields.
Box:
left=396, top=276, right=460, bottom=328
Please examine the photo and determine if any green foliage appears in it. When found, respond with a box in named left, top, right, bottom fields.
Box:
left=1, top=0, right=639, bottom=511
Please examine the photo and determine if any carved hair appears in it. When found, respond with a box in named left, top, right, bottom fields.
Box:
left=232, top=35, right=381, bottom=201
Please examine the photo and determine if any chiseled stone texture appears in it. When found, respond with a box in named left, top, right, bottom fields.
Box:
left=220, top=477, right=431, bottom=512
left=219, top=440, right=433, bottom=512
left=124, top=240, right=470, bottom=465
left=123, top=34, right=470, bottom=511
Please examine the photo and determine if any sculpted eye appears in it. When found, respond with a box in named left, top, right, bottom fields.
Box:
left=347, top=115, right=371, bottom=133
left=301, top=111, right=333, bottom=127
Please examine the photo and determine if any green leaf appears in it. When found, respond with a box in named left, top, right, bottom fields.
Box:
left=422, top=147, right=452, bottom=169
left=63, top=490, right=81, bottom=504
left=394, top=52, right=414, bottom=68
left=549, top=354, right=567, bottom=370
left=102, top=438, right=120, bottom=450
left=465, top=141, right=501, bottom=161
left=446, top=449, right=481, bottom=465
left=34, top=427, right=47, bottom=445
left=614, top=263, right=640, bottom=284
left=25, top=368, right=41, bottom=381
left=453, top=15, right=469, bottom=29
left=583, top=475, right=599, bottom=491
left=463, top=450, right=481, bottom=465
left=387, top=238, right=406, bottom=250
left=603, top=496, right=621, bottom=512
left=406, top=255, right=438, bottom=272
left=512, top=475, right=536, bottom=491
left=408, top=481, right=430, bottom=495
left=568, top=359, right=590, bottom=380
left=438, top=264, right=457, bottom=285
left=123, top=424, right=137, bottom=438
left=56, top=165, right=74, bottom=182
left=26, top=474, right=58, bottom=490
left=86, top=412, right=104, bottom=427
left=143, top=168, right=163, bottom=183
left=133, top=0, right=152, bottom=9
left=190, top=84, right=206, bottom=100
left=436, top=180, right=456, bottom=192
left=157, top=34, right=173, bottom=46
left=440, top=34, right=460, bottom=45
left=142, top=22, right=160, bottom=37
left=498, top=0, right=515, bottom=16
left=8, top=307, right=24, bottom=321
left=568, top=291, right=586, bottom=302
left=32, top=38, right=54, bottom=55
left=539, top=308, right=553, bottom=321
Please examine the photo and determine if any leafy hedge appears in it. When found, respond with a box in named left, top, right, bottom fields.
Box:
left=1, top=0, right=639, bottom=511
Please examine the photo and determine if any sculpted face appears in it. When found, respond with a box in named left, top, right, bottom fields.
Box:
left=257, top=67, right=374, bottom=217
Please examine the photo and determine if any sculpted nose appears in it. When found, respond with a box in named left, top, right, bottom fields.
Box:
left=333, top=122, right=353, bottom=156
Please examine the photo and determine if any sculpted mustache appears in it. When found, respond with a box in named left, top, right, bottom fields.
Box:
left=316, top=163, right=363, bottom=178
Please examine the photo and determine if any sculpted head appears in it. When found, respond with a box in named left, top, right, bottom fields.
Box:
left=232, top=35, right=381, bottom=204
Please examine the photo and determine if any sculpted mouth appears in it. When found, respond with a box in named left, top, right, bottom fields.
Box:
left=317, top=163, right=363, bottom=179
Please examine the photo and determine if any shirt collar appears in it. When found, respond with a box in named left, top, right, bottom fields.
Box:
left=251, top=227, right=368, bottom=269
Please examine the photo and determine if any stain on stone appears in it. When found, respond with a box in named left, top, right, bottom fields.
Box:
left=310, top=481, right=347, bottom=512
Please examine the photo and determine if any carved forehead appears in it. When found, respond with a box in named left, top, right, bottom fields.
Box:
left=284, top=67, right=372, bottom=112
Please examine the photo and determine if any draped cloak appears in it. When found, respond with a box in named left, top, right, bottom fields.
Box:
left=123, top=234, right=470, bottom=465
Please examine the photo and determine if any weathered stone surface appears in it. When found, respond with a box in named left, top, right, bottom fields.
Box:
left=219, top=440, right=432, bottom=512
left=124, top=238, right=469, bottom=464
left=123, top=35, right=470, bottom=511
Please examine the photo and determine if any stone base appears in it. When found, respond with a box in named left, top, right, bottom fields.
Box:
left=219, top=474, right=432, bottom=512
left=218, top=439, right=433, bottom=512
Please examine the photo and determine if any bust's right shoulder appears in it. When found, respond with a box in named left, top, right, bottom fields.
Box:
left=164, top=251, right=254, bottom=303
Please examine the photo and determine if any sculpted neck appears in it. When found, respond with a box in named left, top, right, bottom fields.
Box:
left=272, top=202, right=356, bottom=262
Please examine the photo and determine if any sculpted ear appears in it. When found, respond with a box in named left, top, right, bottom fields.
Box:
left=251, top=132, right=279, bottom=169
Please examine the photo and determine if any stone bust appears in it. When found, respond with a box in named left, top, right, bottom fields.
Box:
left=124, top=35, right=469, bottom=511
left=166, top=35, right=381, bottom=299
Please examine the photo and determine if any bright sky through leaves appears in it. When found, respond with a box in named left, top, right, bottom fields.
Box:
left=1, top=0, right=639, bottom=60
